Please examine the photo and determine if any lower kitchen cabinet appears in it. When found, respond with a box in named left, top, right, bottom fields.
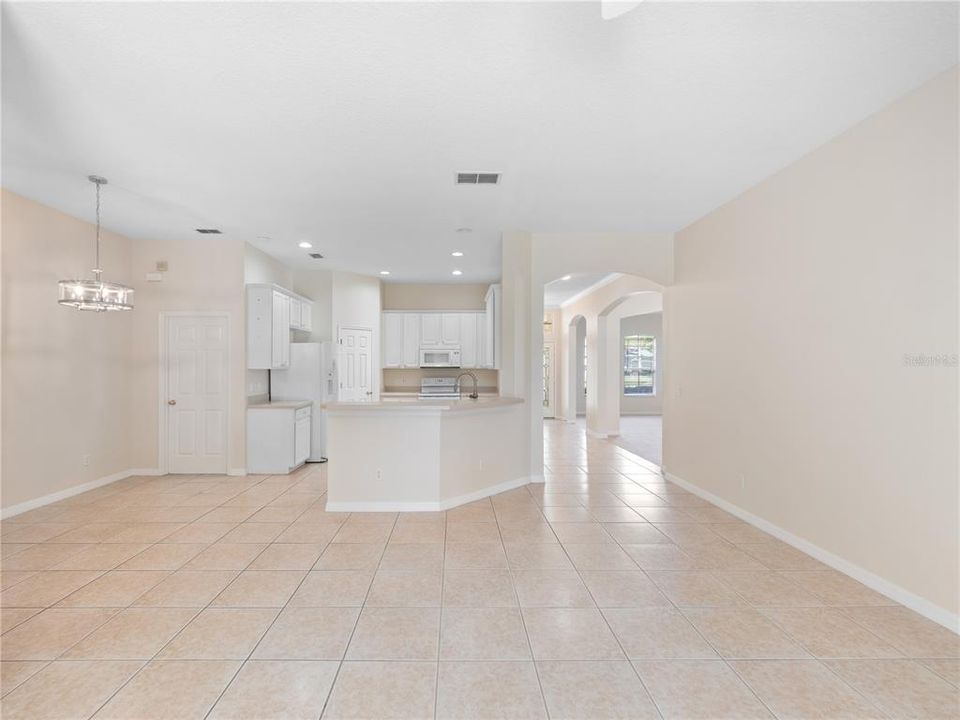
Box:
left=247, top=402, right=312, bottom=474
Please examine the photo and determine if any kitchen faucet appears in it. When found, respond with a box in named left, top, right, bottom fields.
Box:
left=455, top=371, right=480, bottom=400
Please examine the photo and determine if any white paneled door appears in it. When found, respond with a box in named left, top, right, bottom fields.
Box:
left=165, top=314, right=229, bottom=474
left=338, top=326, right=373, bottom=401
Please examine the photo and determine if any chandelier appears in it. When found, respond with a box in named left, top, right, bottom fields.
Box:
left=58, top=175, right=134, bottom=312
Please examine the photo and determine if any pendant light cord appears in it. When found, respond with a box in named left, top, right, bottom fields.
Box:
left=94, top=179, right=102, bottom=278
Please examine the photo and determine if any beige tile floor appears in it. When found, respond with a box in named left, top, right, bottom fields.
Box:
left=1, top=420, right=957, bottom=719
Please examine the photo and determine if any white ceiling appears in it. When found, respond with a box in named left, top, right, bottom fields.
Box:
left=2, top=2, right=956, bottom=282
left=544, top=273, right=615, bottom=309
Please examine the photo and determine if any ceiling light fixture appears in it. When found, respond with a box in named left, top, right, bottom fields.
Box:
left=452, top=270, right=463, bottom=276
left=58, top=176, right=134, bottom=312
left=298, top=241, right=313, bottom=249
left=380, top=270, right=391, bottom=276
left=451, top=251, right=464, bottom=257
left=561, top=275, right=572, bottom=281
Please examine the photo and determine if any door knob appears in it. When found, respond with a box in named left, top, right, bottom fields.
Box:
left=168, top=400, right=177, bottom=406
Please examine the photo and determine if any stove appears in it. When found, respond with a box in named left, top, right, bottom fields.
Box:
left=419, top=377, right=459, bottom=400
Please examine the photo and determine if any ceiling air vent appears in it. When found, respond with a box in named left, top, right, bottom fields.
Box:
left=195, top=228, right=222, bottom=234
left=456, top=172, right=501, bottom=185
left=308, top=253, right=324, bottom=259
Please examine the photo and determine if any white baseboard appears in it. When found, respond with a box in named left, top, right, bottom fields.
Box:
left=228, top=468, right=247, bottom=477
left=528, top=474, right=545, bottom=484
left=664, top=471, right=960, bottom=634
left=2, top=467, right=156, bottom=520
left=586, top=429, right=610, bottom=439
left=326, top=474, right=535, bottom=513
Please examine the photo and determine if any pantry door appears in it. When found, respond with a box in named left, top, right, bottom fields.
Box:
left=164, top=313, right=230, bottom=474
left=338, top=326, right=374, bottom=401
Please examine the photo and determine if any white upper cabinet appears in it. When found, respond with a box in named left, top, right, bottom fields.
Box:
left=272, top=290, right=291, bottom=369
left=420, top=313, right=441, bottom=346
left=441, top=313, right=461, bottom=345
left=246, top=284, right=312, bottom=370
left=299, top=301, right=312, bottom=332
left=289, top=296, right=302, bottom=330
left=382, top=313, right=404, bottom=368
left=484, top=284, right=501, bottom=369
left=459, top=313, right=478, bottom=368
left=401, top=313, right=420, bottom=367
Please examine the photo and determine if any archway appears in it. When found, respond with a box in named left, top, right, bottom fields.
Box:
left=566, top=315, right=586, bottom=422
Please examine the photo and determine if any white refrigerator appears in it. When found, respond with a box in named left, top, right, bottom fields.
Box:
left=270, top=342, right=335, bottom=462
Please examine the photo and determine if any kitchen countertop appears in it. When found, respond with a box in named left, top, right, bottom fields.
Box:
left=324, top=396, right=523, bottom=413
left=247, top=399, right=312, bottom=410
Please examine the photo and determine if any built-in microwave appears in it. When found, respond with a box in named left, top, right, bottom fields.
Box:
left=419, top=347, right=461, bottom=368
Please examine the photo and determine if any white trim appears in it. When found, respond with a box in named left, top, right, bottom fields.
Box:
left=558, top=273, right=623, bottom=309
left=228, top=468, right=247, bottom=477
left=128, top=468, right=163, bottom=477
left=159, top=311, right=232, bottom=475
left=586, top=429, right=611, bottom=439
left=2, top=468, right=156, bottom=519
left=663, top=470, right=960, bottom=634
left=325, top=475, right=535, bottom=513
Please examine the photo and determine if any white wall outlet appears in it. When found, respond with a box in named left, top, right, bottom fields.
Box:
left=376, top=469, right=382, bottom=481
left=82, top=454, right=91, bottom=467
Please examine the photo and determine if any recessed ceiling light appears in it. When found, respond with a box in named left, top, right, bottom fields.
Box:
left=379, top=270, right=391, bottom=276
left=561, top=275, right=572, bottom=281
left=298, top=241, right=312, bottom=249
left=452, top=270, right=463, bottom=276
left=451, top=251, right=464, bottom=257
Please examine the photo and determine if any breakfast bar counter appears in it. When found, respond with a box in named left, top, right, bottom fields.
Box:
left=322, top=396, right=529, bottom=511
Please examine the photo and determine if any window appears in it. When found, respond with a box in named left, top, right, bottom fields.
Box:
left=623, top=335, right=655, bottom=395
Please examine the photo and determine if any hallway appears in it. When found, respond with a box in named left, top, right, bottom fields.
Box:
left=608, top=415, right=663, bottom=467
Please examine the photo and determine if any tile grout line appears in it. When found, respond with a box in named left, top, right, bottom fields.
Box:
left=314, top=508, right=399, bottom=720
left=496, top=488, right=552, bottom=720
left=74, top=468, right=319, bottom=719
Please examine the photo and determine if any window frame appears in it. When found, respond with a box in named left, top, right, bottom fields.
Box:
left=622, top=333, right=656, bottom=397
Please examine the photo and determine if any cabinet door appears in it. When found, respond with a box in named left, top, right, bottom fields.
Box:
left=459, top=313, right=478, bottom=368
left=289, top=297, right=302, bottom=329
left=484, top=294, right=495, bottom=368
left=441, top=313, right=461, bottom=345
left=294, top=416, right=311, bottom=465
left=272, top=291, right=290, bottom=368
left=382, top=314, right=404, bottom=368
left=476, top=311, right=486, bottom=369
left=402, top=313, right=420, bottom=367
left=420, top=313, right=441, bottom=346
left=299, top=301, right=312, bottom=332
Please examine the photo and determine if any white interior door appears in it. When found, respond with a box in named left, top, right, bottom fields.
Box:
left=543, top=341, right=556, bottom=418
left=338, top=326, right=373, bottom=401
left=165, top=314, right=229, bottom=474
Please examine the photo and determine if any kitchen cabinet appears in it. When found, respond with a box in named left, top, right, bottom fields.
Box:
left=289, top=296, right=301, bottom=330
left=382, top=310, right=490, bottom=369
left=420, top=313, right=441, bottom=346
left=401, top=313, right=420, bottom=367
left=247, top=402, right=311, bottom=474
left=382, top=313, right=404, bottom=368
left=299, top=301, right=312, bottom=332
left=484, top=284, right=501, bottom=369
left=441, top=313, right=461, bottom=345
left=247, top=284, right=313, bottom=370
left=459, top=313, right=478, bottom=368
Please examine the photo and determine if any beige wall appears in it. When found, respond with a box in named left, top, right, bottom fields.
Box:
left=664, top=68, right=959, bottom=622
left=1, top=190, right=133, bottom=510
left=130, top=238, right=247, bottom=473
left=382, top=283, right=489, bottom=311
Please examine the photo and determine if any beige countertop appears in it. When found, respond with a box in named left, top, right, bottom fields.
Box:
left=324, top=396, right=523, bottom=413
left=247, top=399, right=312, bottom=410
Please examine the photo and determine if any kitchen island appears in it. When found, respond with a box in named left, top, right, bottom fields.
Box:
left=323, top=396, right=528, bottom=511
